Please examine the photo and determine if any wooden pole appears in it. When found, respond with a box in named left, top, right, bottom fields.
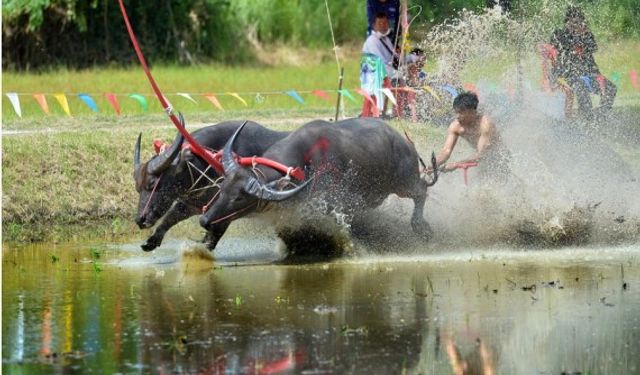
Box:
left=334, top=67, right=344, bottom=121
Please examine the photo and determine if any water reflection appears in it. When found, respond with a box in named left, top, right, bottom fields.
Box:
left=2, top=242, right=639, bottom=374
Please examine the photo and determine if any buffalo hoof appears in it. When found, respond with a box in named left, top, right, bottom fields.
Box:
left=141, top=237, right=161, bottom=252
left=411, top=219, right=433, bottom=241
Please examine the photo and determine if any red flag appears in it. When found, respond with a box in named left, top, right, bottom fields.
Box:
left=105, top=93, right=121, bottom=115
left=204, top=93, right=224, bottom=111
left=311, top=90, right=332, bottom=102
left=631, top=69, right=639, bottom=91
left=356, top=88, right=380, bottom=117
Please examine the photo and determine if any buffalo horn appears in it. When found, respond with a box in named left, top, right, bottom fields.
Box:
left=244, top=176, right=312, bottom=202
left=134, top=133, right=142, bottom=173
left=222, top=120, right=249, bottom=174
left=147, top=131, right=184, bottom=175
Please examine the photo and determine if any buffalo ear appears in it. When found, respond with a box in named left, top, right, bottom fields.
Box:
left=175, top=148, right=194, bottom=173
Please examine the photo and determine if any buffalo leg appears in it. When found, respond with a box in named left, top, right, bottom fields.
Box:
left=141, top=201, right=196, bottom=251
left=203, top=221, right=231, bottom=251
left=410, top=181, right=432, bottom=240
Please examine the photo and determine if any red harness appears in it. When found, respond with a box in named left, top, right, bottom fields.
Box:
left=450, top=162, right=478, bottom=185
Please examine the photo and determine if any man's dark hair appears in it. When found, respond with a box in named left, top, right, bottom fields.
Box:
left=453, top=92, right=479, bottom=111
left=375, top=12, right=388, bottom=20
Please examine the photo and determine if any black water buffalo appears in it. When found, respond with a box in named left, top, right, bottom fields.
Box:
left=133, top=120, right=288, bottom=251
left=199, top=118, right=437, bottom=253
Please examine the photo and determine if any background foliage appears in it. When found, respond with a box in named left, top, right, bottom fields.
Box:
left=2, top=0, right=639, bottom=70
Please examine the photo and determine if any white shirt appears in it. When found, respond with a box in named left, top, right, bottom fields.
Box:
left=362, top=33, right=398, bottom=77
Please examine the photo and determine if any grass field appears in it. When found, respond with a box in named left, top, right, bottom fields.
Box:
left=2, top=40, right=639, bottom=243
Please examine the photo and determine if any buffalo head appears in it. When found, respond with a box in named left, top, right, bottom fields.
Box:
left=133, top=129, right=189, bottom=229
left=199, top=122, right=310, bottom=230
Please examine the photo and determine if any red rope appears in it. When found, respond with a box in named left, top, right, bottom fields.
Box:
left=117, top=0, right=224, bottom=175
left=141, top=175, right=162, bottom=217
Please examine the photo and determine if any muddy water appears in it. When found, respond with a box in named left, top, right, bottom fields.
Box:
left=2, top=238, right=639, bottom=374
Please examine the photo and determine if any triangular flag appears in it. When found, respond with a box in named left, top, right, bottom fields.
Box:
left=611, top=72, right=622, bottom=86
left=438, top=85, right=458, bottom=98
left=422, top=84, right=441, bottom=102
left=338, top=89, right=357, bottom=103
left=356, top=88, right=379, bottom=117
left=33, top=94, right=50, bottom=114
left=630, top=69, right=639, bottom=90
left=228, top=93, right=248, bottom=106
left=204, top=93, right=224, bottom=111
left=105, top=93, right=121, bottom=115
left=380, top=88, right=397, bottom=106
left=128, top=94, right=148, bottom=112
left=580, top=76, right=593, bottom=91
left=177, top=92, right=198, bottom=104
left=53, top=93, right=71, bottom=116
left=6, top=93, right=22, bottom=118
left=462, top=82, right=478, bottom=94
left=595, top=75, right=607, bottom=93
left=311, top=90, right=332, bottom=102
left=78, top=94, right=99, bottom=112
left=285, top=90, right=305, bottom=105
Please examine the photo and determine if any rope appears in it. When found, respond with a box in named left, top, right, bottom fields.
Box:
left=324, top=0, right=342, bottom=77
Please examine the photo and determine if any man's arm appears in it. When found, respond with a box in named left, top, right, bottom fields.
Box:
left=435, top=122, right=460, bottom=168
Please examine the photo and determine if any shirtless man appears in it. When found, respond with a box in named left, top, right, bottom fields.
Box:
left=431, top=92, right=510, bottom=178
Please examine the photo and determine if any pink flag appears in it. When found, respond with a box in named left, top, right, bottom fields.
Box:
left=311, top=90, right=332, bottom=102
left=33, top=94, right=50, bottom=114
left=105, top=93, right=121, bottom=115
left=595, top=75, right=607, bottom=93
left=631, top=69, right=639, bottom=91
left=204, top=94, right=224, bottom=111
left=356, top=88, right=379, bottom=117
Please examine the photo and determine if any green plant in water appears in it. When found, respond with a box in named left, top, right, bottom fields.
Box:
left=235, top=295, right=243, bottom=307
left=49, top=254, right=60, bottom=263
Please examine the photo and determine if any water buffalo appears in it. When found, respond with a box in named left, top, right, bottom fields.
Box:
left=198, top=118, right=437, bottom=254
left=133, top=120, right=288, bottom=251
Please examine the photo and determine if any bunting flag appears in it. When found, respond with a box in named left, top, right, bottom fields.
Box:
left=439, top=85, right=458, bottom=98
left=311, top=90, right=332, bottom=102
left=177, top=92, right=197, bottom=104
left=78, top=94, right=99, bottom=112
left=580, top=76, right=593, bottom=91
left=355, top=88, right=379, bottom=117
left=631, top=69, right=639, bottom=90
left=6, top=93, right=22, bottom=118
left=611, top=71, right=622, bottom=86
left=33, top=94, right=50, bottom=114
left=285, top=90, right=305, bottom=105
left=204, top=93, right=224, bottom=111
left=595, top=75, right=607, bottom=93
left=380, top=88, right=397, bottom=106
left=128, top=94, right=148, bottom=112
left=229, top=92, right=248, bottom=106
left=338, top=89, right=357, bottom=103
left=462, top=82, right=478, bottom=95
left=54, top=93, right=71, bottom=116
left=422, top=84, right=441, bottom=102
left=105, top=93, right=121, bottom=115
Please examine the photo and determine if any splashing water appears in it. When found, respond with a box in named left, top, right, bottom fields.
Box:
left=403, top=4, right=640, bottom=248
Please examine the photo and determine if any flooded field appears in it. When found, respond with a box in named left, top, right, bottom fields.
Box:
left=3, top=236, right=639, bottom=374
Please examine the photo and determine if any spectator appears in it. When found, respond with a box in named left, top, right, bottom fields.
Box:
left=550, top=6, right=616, bottom=119
left=367, top=0, right=400, bottom=43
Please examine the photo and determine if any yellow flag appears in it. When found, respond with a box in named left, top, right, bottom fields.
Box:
left=54, top=93, right=71, bottom=115
left=422, top=84, right=441, bottom=102
left=228, top=92, right=248, bottom=106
